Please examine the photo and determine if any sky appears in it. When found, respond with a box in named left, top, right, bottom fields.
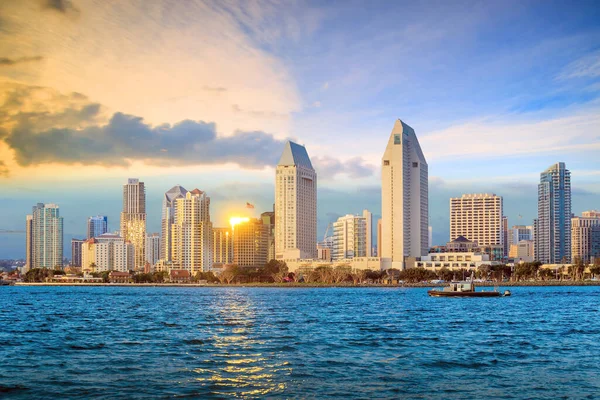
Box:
left=0, top=0, right=599, bottom=259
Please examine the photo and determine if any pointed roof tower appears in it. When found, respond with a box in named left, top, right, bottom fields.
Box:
left=278, top=141, right=314, bottom=170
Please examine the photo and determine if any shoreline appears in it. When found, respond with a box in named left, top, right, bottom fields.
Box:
left=7, top=281, right=600, bottom=288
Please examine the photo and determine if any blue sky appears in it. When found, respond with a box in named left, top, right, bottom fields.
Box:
left=0, top=0, right=599, bottom=258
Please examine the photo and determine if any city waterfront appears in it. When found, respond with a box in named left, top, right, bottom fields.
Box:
left=2, top=286, right=600, bottom=399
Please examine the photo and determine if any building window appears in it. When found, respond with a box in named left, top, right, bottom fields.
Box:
left=383, top=160, right=390, bottom=166
left=413, top=162, right=418, bottom=167
left=394, top=134, right=401, bottom=145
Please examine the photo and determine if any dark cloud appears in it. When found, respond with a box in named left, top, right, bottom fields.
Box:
left=0, top=56, right=44, bottom=66
left=42, top=0, right=80, bottom=15
left=4, top=112, right=288, bottom=168
left=312, top=155, right=375, bottom=179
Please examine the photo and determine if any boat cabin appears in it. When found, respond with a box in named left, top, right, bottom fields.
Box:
left=443, top=282, right=474, bottom=292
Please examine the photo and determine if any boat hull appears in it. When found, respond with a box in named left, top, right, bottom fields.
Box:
left=428, top=290, right=501, bottom=297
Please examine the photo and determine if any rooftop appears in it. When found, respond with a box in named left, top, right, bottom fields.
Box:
left=277, top=141, right=314, bottom=170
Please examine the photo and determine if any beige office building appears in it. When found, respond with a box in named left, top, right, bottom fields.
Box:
left=381, top=119, right=429, bottom=270
left=450, top=193, right=504, bottom=248
left=233, top=218, right=269, bottom=268
left=171, top=189, right=213, bottom=273
left=571, top=212, right=600, bottom=264
left=275, top=141, right=317, bottom=260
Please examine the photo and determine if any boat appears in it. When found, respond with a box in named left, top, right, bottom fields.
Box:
left=428, top=275, right=511, bottom=298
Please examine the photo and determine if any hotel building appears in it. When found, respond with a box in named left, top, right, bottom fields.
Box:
left=275, top=141, right=317, bottom=260
left=160, top=185, right=188, bottom=262
left=571, top=211, right=600, bottom=264
left=233, top=218, right=269, bottom=268
left=381, top=119, right=429, bottom=270
left=31, top=203, right=64, bottom=269
left=450, top=193, right=504, bottom=248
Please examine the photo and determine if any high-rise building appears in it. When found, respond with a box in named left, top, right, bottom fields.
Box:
left=146, top=233, right=160, bottom=267
left=171, top=189, right=213, bottom=273
left=261, top=210, right=276, bottom=261
left=450, top=194, right=503, bottom=248
left=25, top=214, right=33, bottom=272
left=234, top=218, right=269, bottom=268
left=571, top=212, right=600, bottom=264
left=362, top=209, right=373, bottom=257
left=161, top=185, right=188, bottom=262
left=87, top=215, right=108, bottom=239
left=502, top=216, right=509, bottom=258
left=213, top=227, right=233, bottom=265
left=535, top=162, right=571, bottom=264
left=31, top=203, right=63, bottom=269
left=332, top=214, right=368, bottom=260
left=120, top=178, right=146, bottom=270
left=71, top=238, right=85, bottom=267
left=81, top=233, right=135, bottom=272
left=275, top=141, right=317, bottom=260
left=381, top=119, right=428, bottom=270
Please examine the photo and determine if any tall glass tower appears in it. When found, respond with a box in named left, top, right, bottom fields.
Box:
left=535, top=162, right=571, bottom=264
left=87, top=215, right=108, bottom=239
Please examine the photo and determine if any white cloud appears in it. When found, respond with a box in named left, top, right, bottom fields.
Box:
left=557, top=51, right=600, bottom=79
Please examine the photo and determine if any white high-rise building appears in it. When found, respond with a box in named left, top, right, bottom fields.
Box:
left=363, top=209, right=373, bottom=257
left=160, top=185, right=188, bottom=262
left=146, top=233, right=160, bottom=267
left=332, top=214, right=368, bottom=260
left=120, top=178, right=146, bottom=270
left=31, top=203, right=64, bottom=269
left=381, top=119, right=428, bottom=270
left=25, top=215, right=33, bottom=272
left=81, top=233, right=135, bottom=272
left=571, top=212, right=600, bottom=264
left=275, top=141, right=317, bottom=260
left=171, top=189, right=213, bottom=273
left=535, top=162, right=571, bottom=264
left=450, top=194, right=504, bottom=247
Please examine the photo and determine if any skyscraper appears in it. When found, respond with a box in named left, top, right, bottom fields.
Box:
left=233, top=218, right=269, bottom=268
left=31, top=203, right=63, bottom=269
left=87, top=215, right=108, bottom=239
left=535, top=162, right=571, bottom=264
left=363, top=209, right=373, bottom=257
left=381, top=119, right=428, bottom=270
left=120, top=178, right=146, bottom=270
left=275, top=141, right=317, bottom=260
left=171, top=189, right=213, bottom=273
left=71, top=238, right=85, bottom=267
left=450, top=194, right=504, bottom=247
left=161, top=185, right=188, bottom=262
left=502, top=216, right=509, bottom=258
left=25, top=214, right=33, bottom=272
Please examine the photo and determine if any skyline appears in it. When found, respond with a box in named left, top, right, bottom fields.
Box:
left=1, top=0, right=600, bottom=258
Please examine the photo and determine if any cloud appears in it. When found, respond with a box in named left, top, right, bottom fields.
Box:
left=231, top=104, right=288, bottom=119
left=557, top=51, right=600, bottom=80
left=42, top=0, right=80, bottom=15
left=0, top=56, right=44, bottom=66
left=202, top=86, right=227, bottom=93
left=312, top=156, right=376, bottom=179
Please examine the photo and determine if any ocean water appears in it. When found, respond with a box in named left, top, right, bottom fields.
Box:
left=1, top=286, right=600, bottom=399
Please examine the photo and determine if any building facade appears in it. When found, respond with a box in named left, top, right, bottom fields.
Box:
left=81, top=234, right=135, bottom=272
left=87, top=215, right=108, bottom=239
left=332, top=214, right=368, bottom=260
left=509, top=240, right=535, bottom=263
left=535, top=162, right=571, bottom=264
left=71, top=238, right=85, bottom=267
left=160, top=185, right=188, bottom=262
left=213, top=227, right=233, bottom=265
left=275, top=141, right=317, bottom=260
left=233, top=218, right=269, bottom=268
left=450, top=193, right=504, bottom=249
left=261, top=210, right=276, bottom=262
left=25, top=214, right=33, bottom=271
left=146, top=233, right=160, bottom=267
left=571, top=212, right=600, bottom=264
left=509, top=225, right=534, bottom=246
left=31, top=203, right=64, bottom=269
left=381, top=119, right=429, bottom=270
left=120, top=178, right=146, bottom=270
left=171, top=189, right=213, bottom=273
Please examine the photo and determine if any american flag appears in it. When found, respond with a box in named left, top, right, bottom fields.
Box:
left=246, top=202, right=254, bottom=209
